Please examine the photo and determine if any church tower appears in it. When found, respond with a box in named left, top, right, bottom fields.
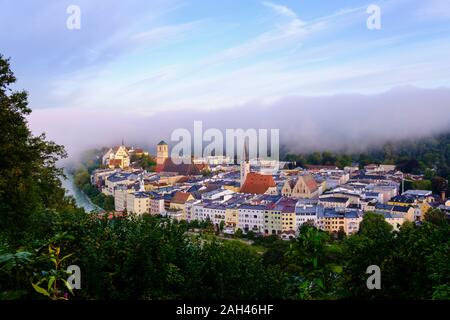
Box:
left=156, top=141, right=169, bottom=165
left=240, top=140, right=250, bottom=187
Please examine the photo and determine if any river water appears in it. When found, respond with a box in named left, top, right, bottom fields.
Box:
left=61, top=170, right=102, bottom=212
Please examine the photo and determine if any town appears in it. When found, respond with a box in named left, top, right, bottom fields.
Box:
left=88, top=140, right=450, bottom=240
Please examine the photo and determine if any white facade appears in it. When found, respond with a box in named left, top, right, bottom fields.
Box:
left=150, top=197, right=165, bottom=215
left=114, top=185, right=130, bottom=212
left=295, top=205, right=322, bottom=230
left=202, top=188, right=235, bottom=201
left=202, top=205, right=226, bottom=226
left=192, top=204, right=205, bottom=222
left=237, top=205, right=265, bottom=233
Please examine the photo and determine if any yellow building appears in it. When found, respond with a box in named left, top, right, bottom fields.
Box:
left=264, top=209, right=282, bottom=236
left=126, top=192, right=151, bottom=215
left=387, top=193, right=431, bottom=222
left=318, top=213, right=345, bottom=234
left=169, top=192, right=194, bottom=220
left=225, top=205, right=239, bottom=227
left=281, top=207, right=296, bottom=232
left=317, top=211, right=362, bottom=235
left=102, top=145, right=130, bottom=169
left=375, top=203, right=416, bottom=222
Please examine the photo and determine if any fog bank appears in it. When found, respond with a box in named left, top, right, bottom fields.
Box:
left=28, top=86, right=450, bottom=162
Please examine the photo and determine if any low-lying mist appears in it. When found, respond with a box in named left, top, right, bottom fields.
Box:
left=28, top=86, right=450, bottom=164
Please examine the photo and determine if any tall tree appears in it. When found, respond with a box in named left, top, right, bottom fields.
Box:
left=0, top=55, right=67, bottom=239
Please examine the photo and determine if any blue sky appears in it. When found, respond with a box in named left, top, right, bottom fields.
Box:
left=1, top=0, right=450, bottom=115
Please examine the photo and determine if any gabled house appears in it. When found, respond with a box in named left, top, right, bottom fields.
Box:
left=281, top=174, right=321, bottom=198
left=169, top=191, right=194, bottom=220
left=102, top=145, right=130, bottom=169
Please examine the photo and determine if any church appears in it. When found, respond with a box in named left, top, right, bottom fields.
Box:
left=155, top=140, right=208, bottom=176
left=239, top=140, right=277, bottom=195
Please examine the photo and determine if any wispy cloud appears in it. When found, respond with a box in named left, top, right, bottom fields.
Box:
left=131, top=20, right=202, bottom=43
left=3, top=0, right=450, bottom=134
left=262, top=1, right=298, bottom=19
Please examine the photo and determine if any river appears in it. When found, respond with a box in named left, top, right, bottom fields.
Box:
left=61, top=170, right=102, bottom=212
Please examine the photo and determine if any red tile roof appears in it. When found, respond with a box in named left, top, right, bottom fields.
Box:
left=240, top=173, right=276, bottom=194
left=171, top=192, right=192, bottom=204
left=109, top=159, right=123, bottom=167
left=302, top=174, right=319, bottom=192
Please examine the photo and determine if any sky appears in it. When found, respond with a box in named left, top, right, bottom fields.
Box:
left=1, top=0, right=450, bottom=157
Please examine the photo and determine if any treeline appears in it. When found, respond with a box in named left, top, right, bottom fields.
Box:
left=1, top=209, right=449, bottom=300
left=283, top=133, right=450, bottom=194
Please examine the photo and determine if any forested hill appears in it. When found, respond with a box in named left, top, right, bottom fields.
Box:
left=283, top=132, right=450, bottom=192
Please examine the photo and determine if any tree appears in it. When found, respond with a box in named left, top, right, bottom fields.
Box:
left=381, top=221, right=450, bottom=299
left=131, top=154, right=156, bottom=171
left=340, top=213, right=394, bottom=298
left=358, top=212, right=393, bottom=240
left=432, top=176, right=448, bottom=195
left=0, top=55, right=67, bottom=240
left=425, top=209, right=448, bottom=226
left=73, top=166, right=90, bottom=188
left=285, top=225, right=341, bottom=299
left=246, top=230, right=256, bottom=240
left=234, top=228, right=244, bottom=238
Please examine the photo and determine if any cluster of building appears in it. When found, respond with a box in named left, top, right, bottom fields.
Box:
left=90, top=141, right=450, bottom=240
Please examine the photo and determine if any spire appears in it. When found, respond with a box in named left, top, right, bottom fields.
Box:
left=139, top=174, right=145, bottom=192
left=243, top=138, right=249, bottom=163
left=122, top=137, right=125, bottom=147
left=240, top=138, right=250, bottom=187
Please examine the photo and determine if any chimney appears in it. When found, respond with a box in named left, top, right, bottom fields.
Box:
left=441, top=191, right=446, bottom=202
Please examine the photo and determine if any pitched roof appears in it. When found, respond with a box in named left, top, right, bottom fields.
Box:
left=286, top=179, right=297, bottom=189
left=171, top=192, right=192, bottom=204
left=112, top=145, right=129, bottom=154
left=158, top=140, right=168, bottom=145
left=109, top=159, right=123, bottom=167
left=304, top=164, right=338, bottom=171
left=301, top=174, right=319, bottom=192
left=319, top=197, right=349, bottom=203
left=195, top=163, right=210, bottom=171
left=240, top=172, right=276, bottom=194
left=155, top=158, right=201, bottom=176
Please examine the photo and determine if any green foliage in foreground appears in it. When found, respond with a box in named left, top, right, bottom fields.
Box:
left=1, top=211, right=449, bottom=300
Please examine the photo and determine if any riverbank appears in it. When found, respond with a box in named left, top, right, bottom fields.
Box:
left=61, top=169, right=103, bottom=212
